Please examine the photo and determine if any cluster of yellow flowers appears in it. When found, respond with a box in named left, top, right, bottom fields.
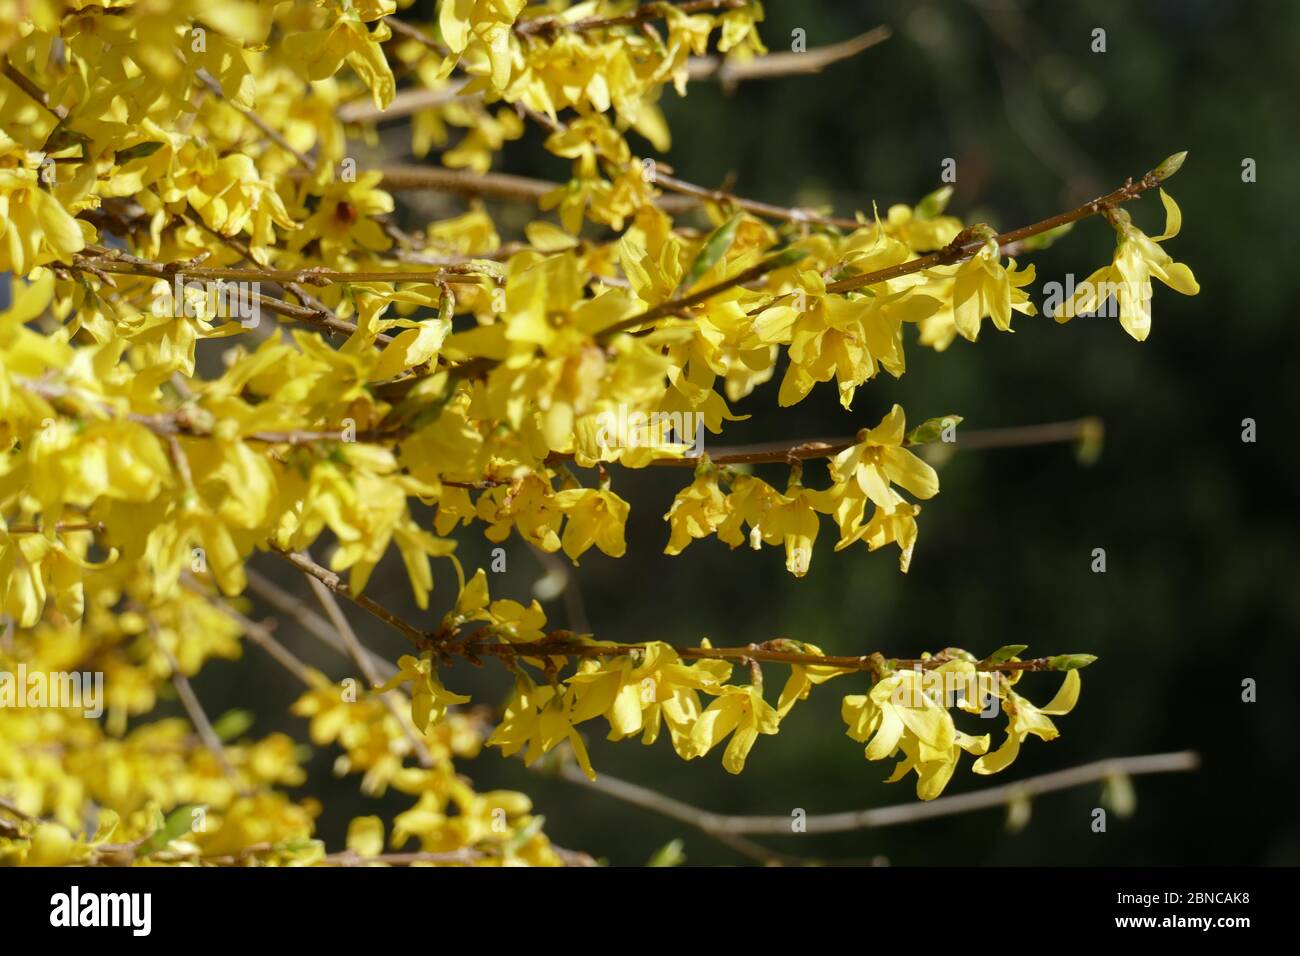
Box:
left=0, top=0, right=1195, bottom=865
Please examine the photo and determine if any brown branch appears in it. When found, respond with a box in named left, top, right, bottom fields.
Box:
left=4, top=521, right=103, bottom=535
left=15, top=376, right=360, bottom=448
left=825, top=160, right=1173, bottom=294
left=272, top=542, right=1088, bottom=677
left=303, top=568, right=435, bottom=768
left=272, top=547, right=430, bottom=648
left=349, top=164, right=697, bottom=215
left=2, top=58, right=67, bottom=121
left=74, top=251, right=488, bottom=287
left=63, top=249, right=359, bottom=338
left=146, top=617, right=245, bottom=789
left=557, top=750, right=1199, bottom=840
left=597, top=249, right=804, bottom=339
left=200, top=590, right=320, bottom=688
left=644, top=417, right=1101, bottom=467
left=514, top=0, right=744, bottom=36
left=338, top=81, right=472, bottom=124
left=189, top=218, right=383, bottom=344
left=244, top=568, right=397, bottom=681
left=455, top=636, right=1080, bottom=676
left=653, top=171, right=862, bottom=230
left=515, top=100, right=869, bottom=235
left=0, top=795, right=35, bottom=822
left=386, top=16, right=450, bottom=55
left=687, top=26, right=892, bottom=85
left=342, top=27, right=890, bottom=125
left=192, top=67, right=313, bottom=168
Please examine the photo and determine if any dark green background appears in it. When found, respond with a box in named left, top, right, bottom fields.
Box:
left=205, top=0, right=1299, bottom=865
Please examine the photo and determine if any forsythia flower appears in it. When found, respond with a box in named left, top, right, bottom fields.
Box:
left=974, top=669, right=1082, bottom=775
left=0, top=0, right=1153, bottom=865
left=842, top=665, right=989, bottom=800
left=688, top=683, right=781, bottom=774
left=1058, top=189, right=1199, bottom=341
left=378, top=655, right=472, bottom=732
left=487, top=676, right=597, bottom=781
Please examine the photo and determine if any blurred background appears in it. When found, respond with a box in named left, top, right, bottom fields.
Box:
left=193, top=0, right=1300, bottom=865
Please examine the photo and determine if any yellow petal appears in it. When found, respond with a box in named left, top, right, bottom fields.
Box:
left=1039, top=669, right=1081, bottom=716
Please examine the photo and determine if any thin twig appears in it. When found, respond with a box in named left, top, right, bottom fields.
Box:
left=146, top=618, right=245, bottom=789
left=244, top=568, right=397, bottom=681
left=193, top=68, right=313, bottom=168
left=4, top=521, right=104, bottom=535
left=529, top=545, right=591, bottom=635
left=272, top=547, right=430, bottom=648
left=343, top=27, right=890, bottom=125
left=688, top=26, right=892, bottom=86
left=2, top=58, right=67, bottom=120
left=201, top=592, right=320, bottom=688
left=597, top=249, right=805, bottom=339
left=339, top=164, right=696, bottom=215
left=643, top=417, right=1100, bottom=467
left=826, top=162, right=1171, bottom=294
left=303, top=566, right=435, bottom=768
left=266, top=547, right=1087, bottom=676
left=513, top=0, right=744, bottom=36
left=653, top=171, right=861, bottom=230
left=558, top=750, right=1199, bottom=838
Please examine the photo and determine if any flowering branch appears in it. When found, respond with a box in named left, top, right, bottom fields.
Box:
left=272, top=546, right=1093, bottom=676
left=826, top=157, right=1181, bottom=294
left=644, top=417, right=1103, bottom=466
left=513, top=0, right=744, bottom=36
left=341, top=27, right=891, bottom=124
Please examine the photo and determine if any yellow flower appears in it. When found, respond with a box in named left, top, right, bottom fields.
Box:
left=842, top=666, right=990, bottom=800
left=775, top=642, right=852, bottom=717
left=663, top=467, right=729, bottom=555
left=283, top=14, right=396, bottom=109
left=289, top=170, right=394, bottom=257
left=1059, top=189, right=1199, bottom=341
left=487, top=676, right=597, bottom=780
left=688, top=683, right=780, bottom=774
left=377, top=655, right=471, bottom=732
left=974, top=669, right=1082, bottom=775
left=553, top=487, right=630, bottom=563
left=566, top=642, right=732, bottom=757
left=829, top=404, right=939, bottom=509
left=0, top=166, right=88, bottom=273
left=346, top=815, right=386, bottom=858
left=752, top=480, right=821, bottom=577
left=947, top=237, right=1037, bottom=342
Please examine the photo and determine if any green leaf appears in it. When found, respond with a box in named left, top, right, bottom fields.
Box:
left=135, top=804, right=202, bottom=858
left=1102, top=772, right=1137, bottom=819
left=114, top=141, right=165, bottom=164
left=914, top=185, right=953, bottom=219
left=1152, top=150, right=1187, bottom=182
left=1075, top=417, right=1105, bottom=467
left=647, top=838, right=686, bottom=867
left=1046, top=654, right=1098, bottom=671
left=211, top=709, right=254, bottom=743
left=1017, top=223, right=1073, bottom=252
left=763, top=246, right=811, bottom=270
left=905, top=414, right=962, bottom=446
left=43, top=121, right=91, bottom=155
left=502, top=814, right=547, bottom=856
left=985, top=644, right=1028, bottom=665
left=1005, top=791, right=1032, bottom=834
left=678, top=212, right=743, bottom=293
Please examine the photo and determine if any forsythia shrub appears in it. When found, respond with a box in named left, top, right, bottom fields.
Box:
left=0, top=0, right=1196, bottom=866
